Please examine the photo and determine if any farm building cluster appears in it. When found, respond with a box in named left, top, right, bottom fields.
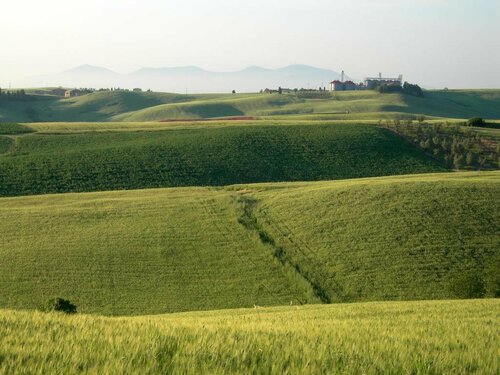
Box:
left=330, top=72, right=403, bottom=91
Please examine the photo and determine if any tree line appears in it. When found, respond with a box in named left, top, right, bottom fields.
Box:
left=0, top=89, right=29, bottom=101
left=373, top=82, right=424, bottom=97
left=382, top=119, right=499, bottom=170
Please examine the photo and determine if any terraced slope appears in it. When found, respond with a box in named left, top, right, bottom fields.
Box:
left=0, top=172, right=497, bottom=315
left=1, top=300, right=498, bottom=374
left=0, top=123, right=444, bottom=197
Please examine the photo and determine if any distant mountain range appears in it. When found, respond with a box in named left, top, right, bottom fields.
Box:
left=26, top=64, right=348, bottom=93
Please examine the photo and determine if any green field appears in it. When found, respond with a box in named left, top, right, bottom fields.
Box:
left=1, top=89, right=500, bottom=122
left=0, top=172, right=497, bottom=315
left=248, top=172, right=499, bottom=303
left=0, top=123, right=444, bottom=196
left=1, top=87, right=499, bottom=373
left=0, top=299, right=498, bottom=374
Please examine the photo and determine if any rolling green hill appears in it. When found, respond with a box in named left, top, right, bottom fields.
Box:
left=0, top=172, right=497, bottom=315
left=114, top=89, right=500, bottom=121
left=246, top=172, right=499, bottom=303
left=0, top=91, right=230, bottom=122
left=1, top=299, right=498, bottom=374
left=0, top=187, right=317, bottom=315
left=1, top=89, right=500, bottom=122
left=0, top=123, right=444, bottom=197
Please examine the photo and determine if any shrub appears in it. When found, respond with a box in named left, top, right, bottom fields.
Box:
left=402, top=82, right=424, bottom=97
left=467, top=118, right=485, bottom=127
left=42, top=297, right=77, bottom=314
left=375, top=82, right=424, bottom=97
left=376, top=83, right=403, bottom=94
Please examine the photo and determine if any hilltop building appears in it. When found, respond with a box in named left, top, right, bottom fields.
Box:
left=64, top=89, right=93, bottom=98
left=364, top=73, right=403, bottom=89
left=330, top=80, right=357, bottom=91
left=329, top=70, right=404, bottom=91
left=64, top=89, right=83, bottom=98
left=329, top=70, right=360, bottom=91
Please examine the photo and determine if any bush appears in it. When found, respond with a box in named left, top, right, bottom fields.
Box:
left=402, top=82, right=424, bottom=97
left=42, top=297, right=77, bottom=314
left=375, top=82, right=424, bottom=97
left=467, top=118, right=485, bottom=127
left=376, top=83, right=403, bottom=94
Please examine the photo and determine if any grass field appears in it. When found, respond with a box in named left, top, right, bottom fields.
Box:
left=0, top=187, right=317, bottom=315
left=1, top=88, right=499, bottom=373
left=1, top=89, right=500, bottom=122
left=0, top=123, right=444, bottom=196
left=247, top=172, right=499, bottom=303
left=0, top=172, right=497, bottom=315
left=0, top=299, right=498, bottom=374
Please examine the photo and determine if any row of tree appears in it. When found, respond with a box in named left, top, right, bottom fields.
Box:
left=0, top=89, right=29, bottom=101
left=374, top=82, right=424, bottom=97
left=261, top=87, right=328, bottom=93
left=382, top=120, right=499, bottom=170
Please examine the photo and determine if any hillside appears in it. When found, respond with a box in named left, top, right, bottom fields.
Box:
left=1, top=299, right=498, bottom=374
left=0, top=172, right=497, bottom=315
left=0, top=91, right=223, bottom=122
left=0, top=187, right=317, bottom=315
left=0, top=123, right=444, bottom=197
left=114, top=89, right=500, bottom=122
left=1, top=89, right=500, bottom=122
left=247, top=172, right=499, bottom=302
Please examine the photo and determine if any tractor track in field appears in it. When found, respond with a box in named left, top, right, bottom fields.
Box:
left=199, top=195, right=304, bottom=304
left=255, top=207, right=348, bottom=303
left=235, top=193, right=330, bottom=304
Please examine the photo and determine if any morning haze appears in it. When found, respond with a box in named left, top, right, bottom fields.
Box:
left=0, top=1, right=499, bottom=374
left=1, top=0, right=499, bottom=90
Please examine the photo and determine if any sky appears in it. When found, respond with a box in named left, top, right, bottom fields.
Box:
left=1, top=0, right=499, bottom=88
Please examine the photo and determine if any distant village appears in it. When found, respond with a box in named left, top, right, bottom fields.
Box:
left=64, top=87, right=150, bottom=98
left=329, top=71, right=403, bottom=91
left=262, top=71, right=423, bottom=98
left=1, top=71, right=422, bottom=99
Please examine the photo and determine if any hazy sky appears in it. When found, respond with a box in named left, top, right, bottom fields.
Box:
left=1, top=0, right=499, bottom=88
